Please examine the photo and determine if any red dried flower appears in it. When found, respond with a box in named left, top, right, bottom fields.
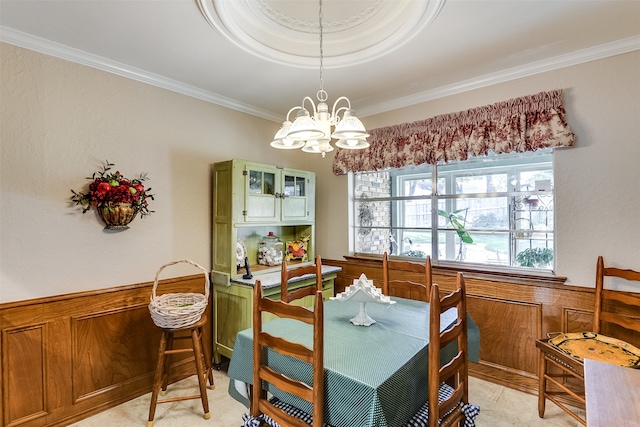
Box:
left=71, top=161, right=154, bottom=217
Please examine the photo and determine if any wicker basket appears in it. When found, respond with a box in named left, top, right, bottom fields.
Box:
left=149, top=259, right=210, bottom=329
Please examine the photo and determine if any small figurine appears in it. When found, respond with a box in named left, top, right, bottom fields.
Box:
left=285, top=235, right=310, bottom=262
left=242, top=256, right=253, bottom=279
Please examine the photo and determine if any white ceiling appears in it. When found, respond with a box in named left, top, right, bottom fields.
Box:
left=1, top=0, right=639, bottom=123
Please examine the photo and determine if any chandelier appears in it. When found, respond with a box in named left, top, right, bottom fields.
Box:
left=270, top=0, right=369, bottom=158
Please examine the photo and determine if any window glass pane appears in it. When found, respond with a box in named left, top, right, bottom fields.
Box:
left=438, top=197, right=509, bottom=229
left=249, top=170, right=276, bottom=195
left=263, top=172, right=275, bottom=195
left=512, top=190, right=554, bottom=269
left=438, top=230, right=510, bottom=265
left=284, top=175, right=295, bottom=196
left=296, top=178, right=305, bottom=196
left=455, top=173, right=508, bottom=193
left=249, top=170, right=262, bottom=193
left=403, top=199, right=431, bottom=228
left=439, top=229, right=470, bottom=262
left=354, top=200, right=391, bottom=229
left=469, top=198, right=510, bottom=230
left=514, top=241, right=554, bottom=268
left=284, top=175, right=305, bottom=197
left=396, top=230, right=433, bottom=258
left=402, top=178, right=433, bottom=196
left=354, top=200, right=391, bottom=255
left=519, top=170, right=553, bottom=191
left=355, top=171, right=391, bottom=199
left=400, top=176, right=445, bottom=195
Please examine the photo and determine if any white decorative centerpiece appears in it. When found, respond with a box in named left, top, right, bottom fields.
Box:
left=330, top=273, right=395, bottom=326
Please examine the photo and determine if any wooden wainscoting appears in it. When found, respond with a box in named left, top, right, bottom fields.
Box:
left=0, top=275, right=211, bottom=427
left=325, top=256, right=640, bottom=396
left=3, top=258, right=638, bottom=426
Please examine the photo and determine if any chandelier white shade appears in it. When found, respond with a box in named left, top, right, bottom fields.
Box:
left=270, top=118, right=305, bottom=149
left=270, top=0, right=369, bottom=157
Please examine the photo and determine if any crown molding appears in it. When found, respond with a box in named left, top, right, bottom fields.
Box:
left=0, top=26, right=282, bottom=122
left=2, top=26, right=638, bottom=122
left=358, top=35, right=640, bottom=117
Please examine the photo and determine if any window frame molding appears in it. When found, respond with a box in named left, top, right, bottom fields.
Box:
left=350, top=150, right=556, bottom=273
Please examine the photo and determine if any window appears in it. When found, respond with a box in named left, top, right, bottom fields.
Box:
left=352, top=150, right=554, bottom=271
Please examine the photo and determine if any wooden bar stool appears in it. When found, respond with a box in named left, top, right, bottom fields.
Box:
left=147, top=315, right=215, bottom=427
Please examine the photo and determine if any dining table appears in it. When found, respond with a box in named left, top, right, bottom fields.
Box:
left=226, top=296, right=480, bottom=427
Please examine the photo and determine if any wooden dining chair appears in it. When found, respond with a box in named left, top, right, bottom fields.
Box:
left=281, top=255, right=323, bottom=304
left=250, top=279, right=326, bottom=427
left=536, top=256, right=640, bottom=426
left=382, top=252, right=432, bottom=301
left=406, top=273, right=479, bottom=427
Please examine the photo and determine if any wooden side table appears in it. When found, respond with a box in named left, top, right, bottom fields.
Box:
left=584, top=358, right=640, bottom=426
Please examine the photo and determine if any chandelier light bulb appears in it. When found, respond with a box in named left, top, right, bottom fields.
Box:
left=335, top=138, right=370, bottom=150
left=302, top=140, right=320, bottom=152
left=302, top=139, right=334, bottom=158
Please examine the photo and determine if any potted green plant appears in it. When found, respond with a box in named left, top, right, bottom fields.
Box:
left=516, top=248, right=553, bottom=268
left=438, top=208, right=473, bottom=261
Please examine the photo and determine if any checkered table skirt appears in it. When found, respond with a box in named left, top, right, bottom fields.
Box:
left=405, top=383, right=480, bottom=427
left=242, top=397, right=333, bottom=427
left=242, top=386, right=480, bottom=427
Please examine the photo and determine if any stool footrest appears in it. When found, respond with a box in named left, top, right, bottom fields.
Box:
left=147, top=315, right=214, bottom=425
left=164, top=348, right=194, bottom=355
left=157, top=394, right=204, bottom=404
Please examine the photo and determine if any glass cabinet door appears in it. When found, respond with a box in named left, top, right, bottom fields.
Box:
left=281, top=171, right=310, bottom=222
left=283, top=174, right=305, bottom=197
left=249, top=170, right=275, bottom=195
left=244, top=163, right=280, bottom=222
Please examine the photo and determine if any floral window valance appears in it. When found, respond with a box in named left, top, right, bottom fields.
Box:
left=333, top=89, right=575, bottom=175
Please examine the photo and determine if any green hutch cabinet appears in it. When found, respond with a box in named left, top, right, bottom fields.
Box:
left=213, top=159, right=315, bottom=276
left=211, top=159, right=337, bottom=364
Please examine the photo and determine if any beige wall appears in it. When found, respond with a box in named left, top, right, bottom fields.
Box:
left=0, top=42, right=309, bottom=303
left=1, top=43, right=639, bottom=303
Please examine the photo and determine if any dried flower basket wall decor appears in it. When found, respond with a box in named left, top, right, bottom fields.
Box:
left=149, top=259, right=210, bottom=329
left=71, top=161, right=154, bottom=230
left=97, top=202, right=139, bottom=229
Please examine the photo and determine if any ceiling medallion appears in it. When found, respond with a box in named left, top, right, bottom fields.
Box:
left=197, top=0, right=446, bottom=68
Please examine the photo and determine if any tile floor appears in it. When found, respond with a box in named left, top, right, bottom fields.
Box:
left=70, top=367, right=584, bottom=427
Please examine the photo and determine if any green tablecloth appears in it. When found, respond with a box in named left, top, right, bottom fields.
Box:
left=227, top=297, right=480, bottom=427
